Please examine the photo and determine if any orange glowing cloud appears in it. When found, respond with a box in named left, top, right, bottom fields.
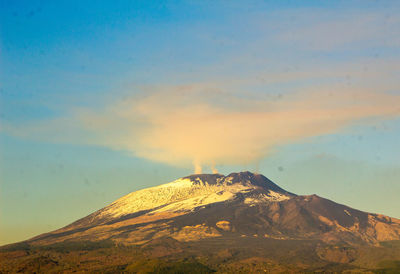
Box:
left=72, top=86, right=400, bottom=173
left=3, top=81, right=399, bottom=174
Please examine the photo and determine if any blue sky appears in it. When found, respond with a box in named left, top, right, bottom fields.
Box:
left=1, top=0, right=400, bottom=245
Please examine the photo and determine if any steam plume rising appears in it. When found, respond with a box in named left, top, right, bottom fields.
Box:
left=74, top=87, right=400, bottom=170
left=211, top=164, right=218, bottom=174
left=5, top=85, right=400, bottom=171
left=194, top=160, right=202, bottom=174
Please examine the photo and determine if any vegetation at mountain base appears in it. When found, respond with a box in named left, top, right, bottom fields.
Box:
left=1, top=239, right=400, bottom=273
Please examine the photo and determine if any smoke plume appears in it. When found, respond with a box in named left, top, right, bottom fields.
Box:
left=74, top=86, right=400, bottom=173
left=5, top=85, right=400, bottom=173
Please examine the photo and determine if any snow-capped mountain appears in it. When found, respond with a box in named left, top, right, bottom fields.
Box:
left=3, top=171, right=400, bottom=273
left=28, top=171, right=400, bottom=247
left=80, top=172, right=294, bottom=223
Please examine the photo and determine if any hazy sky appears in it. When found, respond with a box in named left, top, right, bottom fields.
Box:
left=1, top=0, right=400, bottom=245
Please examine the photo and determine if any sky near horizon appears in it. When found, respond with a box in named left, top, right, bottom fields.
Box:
left=1, top=0, right=400, bottom=245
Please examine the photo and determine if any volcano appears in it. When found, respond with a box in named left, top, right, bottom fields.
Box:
left=2, top=172, right=400, bottom=273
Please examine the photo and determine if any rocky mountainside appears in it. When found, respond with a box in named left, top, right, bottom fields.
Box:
left=2, top=171, right=400, bottom=273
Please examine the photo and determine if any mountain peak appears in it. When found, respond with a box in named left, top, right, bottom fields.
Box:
left=183, top=171, right=293, bottom=195
left=183, top=173, right=225, bottom=185
left=64, top=172, right=295, bottom=228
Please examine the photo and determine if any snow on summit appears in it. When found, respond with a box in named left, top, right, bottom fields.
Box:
left=28, top=171, right=400, bottom=249
left=97, top=172, right=294, bottom=219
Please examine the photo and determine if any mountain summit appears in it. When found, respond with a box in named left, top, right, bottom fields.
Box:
left=31, top=172, right=295, bottom=242
left=28, top=171, right=400, bottom=246
left=2, top=172, right=400, bottom=272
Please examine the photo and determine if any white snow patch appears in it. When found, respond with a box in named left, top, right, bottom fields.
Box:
left=152, top=191, right=236, bottom=213
left=153, top=178, right=193, bottom=188
left=94, top=177, right=292, bottom=220
left=244, top=192, right=290, bottom=205
left=266, top=190, right=290, bottom=201
left=244, top=198, right=259, bottom=204
left=98, top=178, right=250, bottom=218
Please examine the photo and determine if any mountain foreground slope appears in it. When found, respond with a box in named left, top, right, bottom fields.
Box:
left=2, top=171, right=400, bottom=273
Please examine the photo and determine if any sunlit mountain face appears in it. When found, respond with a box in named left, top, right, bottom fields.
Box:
left=2, top=172, right=400, bottom=272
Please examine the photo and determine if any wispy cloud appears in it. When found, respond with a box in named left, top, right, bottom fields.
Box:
left=6, top=84, right=399, bottom=173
